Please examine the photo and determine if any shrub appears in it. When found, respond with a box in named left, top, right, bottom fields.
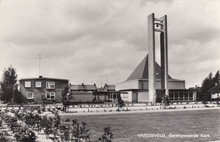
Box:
left=99, top=127, right=113, bottom=142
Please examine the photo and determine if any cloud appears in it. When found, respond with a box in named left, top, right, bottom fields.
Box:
left=168, top=0, right=220, bottom=44
left=0, top=0, right=220, bottom=88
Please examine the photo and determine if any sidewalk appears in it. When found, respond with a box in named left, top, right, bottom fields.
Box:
left=60, top=106, right=220, bottom=116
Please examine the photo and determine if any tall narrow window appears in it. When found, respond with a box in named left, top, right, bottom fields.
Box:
left=169, top=92, right=173, bottom=100
left=175, top=92, right=178, bottom=101
left=180, top=92, right=183, bottom=100
left=189, top=92, right=193, bottom=101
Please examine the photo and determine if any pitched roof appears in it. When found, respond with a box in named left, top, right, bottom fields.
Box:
left=208, top=84, right=220, bottom=93
left=20, top=76, right=68, bottom=81
left=70, top=84, right=97, bottom=91
left=104, top=84, right=115, bottom=91
left=127, top=55, right=172, bottom=81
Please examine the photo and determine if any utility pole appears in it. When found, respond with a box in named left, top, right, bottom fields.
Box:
left=38, top=53, right=42, bottom=76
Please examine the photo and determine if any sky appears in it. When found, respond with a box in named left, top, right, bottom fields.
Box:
left=0, top=0, right=220, bottom=88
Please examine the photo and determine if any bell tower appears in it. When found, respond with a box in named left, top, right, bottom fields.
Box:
left=148, top=13, right=169, bottom=104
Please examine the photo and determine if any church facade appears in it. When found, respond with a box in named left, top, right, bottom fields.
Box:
left=116, top=55, right=197, bottom=103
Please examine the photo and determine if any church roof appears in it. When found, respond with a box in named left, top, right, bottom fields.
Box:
left=127, top=55, right=172, bottom=81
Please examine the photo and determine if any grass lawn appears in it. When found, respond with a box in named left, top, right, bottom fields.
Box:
left=61, top=109, right=220, bottom=142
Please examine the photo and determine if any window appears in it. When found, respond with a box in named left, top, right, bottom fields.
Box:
left=45, top=92, right=55, bottom=100
left=180, top=92, right=183, bottom=100
left=189, top=92, right=193, bottom=101
left=35, top=81, right=42, bottom=88
left=175, top=92, right=179, bottom=100
left=169, top=92, right=173, bottom=100
left=46, top=81, right=55, bottom=89
left=183, top=92, right=187, bottom=101
left=25, top=81, right=31, bottom=88
left=27, top=92, right=34, bottom=99
left=185, top=93, right=189, bottom=101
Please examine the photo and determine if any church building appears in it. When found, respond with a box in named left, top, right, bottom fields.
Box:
left=116, top=55, right=196, bottom=103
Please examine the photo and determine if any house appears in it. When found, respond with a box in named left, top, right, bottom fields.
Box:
left=116, top=55, right=197, bottom=103
left=96, top=84, right=119, bottom=103
left=69, top=84, right=97, bottom=103
left=68, top=84, right=118, bottom=103
left=19, top=76, right=69, bottom=103
left=103, top=84, right=119, bottom=102
left=208, top=84, right=220, bottom=100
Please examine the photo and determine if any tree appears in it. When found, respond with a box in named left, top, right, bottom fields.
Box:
left=14, top=90, right=27, bottom=104
left=62, top=86, right=72, bottom=111
left=198, top=71, right=220, bottom=102
left=117, top=95, right=125, bottom=111
left=214, top=70, right=219, bottom=85
left=63, top=86, right=69, bottom=105
left=0, top=66, right=17, bottom=103
left=99, top=127, right=113, bottom=142
left=165, top=96, right=170, bottom=106
left=70, top=119, right=90, bottom=142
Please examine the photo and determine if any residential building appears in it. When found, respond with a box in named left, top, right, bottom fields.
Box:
left=19, top=76, right=69, bottom=103
left=69, top=84, right=118, bottom=103
left=96, top=84, right=119, bottom=102
left=69, top=84, right=97, bottom=103
left=103, top=84, right=119, bottom=102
